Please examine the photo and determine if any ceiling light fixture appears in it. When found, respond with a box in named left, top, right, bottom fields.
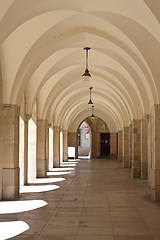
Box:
left=82, top=47, right=91, bottom=80
left=91, top=105, right=94, bottom=119
left=88, top=87, right=93, bottom=104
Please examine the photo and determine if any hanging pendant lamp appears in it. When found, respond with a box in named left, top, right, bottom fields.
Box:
left=82, top=47, right=91, bottom=80
left=88, top=87, right=93, bottom=105
left=91, top=105, right=94, bottom=119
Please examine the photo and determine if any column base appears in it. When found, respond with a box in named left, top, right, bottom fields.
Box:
left=37, top=159, right=47, bottom=177
left=118, top=155, right=122, bottom=162
left=2, top=168, right=19, bottom=200
left=151, top=188, right=160, bottom=201
left=63, top=153, right=68, bottom=162
left=110, top=153, right=117, bottom=159
left=53, top=156, right=60, bottom=168
left=150, top=168, right=160, bottom=201
left=122, top=157, right=130, bottom=168
left=132, top=167, right=141, bottom=178
left=141, top=171, right=148, bottom=179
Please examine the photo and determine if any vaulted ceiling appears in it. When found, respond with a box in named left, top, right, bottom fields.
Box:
left=1, top=0, right=160, bottom=132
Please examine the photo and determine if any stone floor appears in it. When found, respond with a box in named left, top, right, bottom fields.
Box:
left=1, top=158, right=160, bottom=240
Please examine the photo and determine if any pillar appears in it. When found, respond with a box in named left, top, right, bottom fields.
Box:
left=148, top=114, right=152, bottom=185
left=118, top=130, right=122, bottom=161
left=150, top=105, right=160, bottom=200
left=53, top=126, right=60, bottom=167
left=141, top=117, right=148, bottom=179
left=0, top=63, right=2, bottom=200
left=63, top=130, right=68, bottom=162
left=2, top=104, right=20, bottom=200
left=96, top=132, right=101, bottom=157
left=46, top=124, right=51, bottom=170
left=129, top=124, right=132, bottom=168
left=132, top=119, right=141, bottom=178
left=110, top=132, right=117, bottom=159
left=122, top=127, right=130, bottom=168
left=91, top=130, right=96, bottom=158
left=37, top=119, right=47, bottom=177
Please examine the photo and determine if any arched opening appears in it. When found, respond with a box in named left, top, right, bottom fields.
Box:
left=78, top=121, right=91, bottom=158
left=60, top=131, right=63, bottom=162
left=49, top=127, right=53, bottom=170
left=28, top=119, right=36, bottom=182
left=19, top=117, right=25, bottom=187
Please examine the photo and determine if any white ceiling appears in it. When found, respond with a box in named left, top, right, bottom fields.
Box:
left=0, top=0, right=160, bottom=131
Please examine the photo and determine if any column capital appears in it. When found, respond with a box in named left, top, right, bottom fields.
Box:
left=25, top=114, right=32, bottom=122
left=63, top=130, right=68, bottom=134
left=48, top=123, right=52, bottom=128
left=144, top=114, right=150, bottom=122
left=53, top=126, right=60, bottom=131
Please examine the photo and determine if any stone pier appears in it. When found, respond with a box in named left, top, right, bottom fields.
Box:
left=132, top=120, right=141, bottom=178
left=122, top=127, right=130, bottom=168
left=53, top=126, right=60, bottom=167
left=37, top=119, right=47, bottom=177
left=2, top=104, right=20, bottom=200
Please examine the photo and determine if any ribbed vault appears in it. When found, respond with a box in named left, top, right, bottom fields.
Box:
left=1, top=0, right=160, bottom=131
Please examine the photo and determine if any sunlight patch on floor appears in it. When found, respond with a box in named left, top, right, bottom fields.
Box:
left=69, top=159, right=82, bottom=162
left=31, top=177, right=65, bottom=184
left=0, top=200, right=47, bottom=214
left=60, top=163, right=77, bottom=167
left=49, top=167, right=74, bottom=171
left=20, top=185, right=59, bottom=193
left=0, top=221, right=29, bottom=240
left=67, top=161, right=79, bottom=163
left=47, top=171, right=71, bottom=176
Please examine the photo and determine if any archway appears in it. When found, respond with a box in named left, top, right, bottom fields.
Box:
left=78, top=121, right=91, bottom=158
left=19, top=117, right=25, bottom=187
left=28, top=118, right=36, bottom=182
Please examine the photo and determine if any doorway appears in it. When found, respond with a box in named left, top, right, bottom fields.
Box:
left=101, top=133, right=110, bottom=155
left=78, top=121, right=91, bottom=158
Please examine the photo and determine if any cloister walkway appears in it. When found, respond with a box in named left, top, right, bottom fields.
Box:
left=1, top=158, right=160, bottom=240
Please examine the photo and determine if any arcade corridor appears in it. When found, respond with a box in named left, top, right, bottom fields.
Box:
left=1, top=158, right=160, bottom=240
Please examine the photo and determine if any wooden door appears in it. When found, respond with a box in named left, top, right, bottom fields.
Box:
left=101, top=133, right=110, bottom=155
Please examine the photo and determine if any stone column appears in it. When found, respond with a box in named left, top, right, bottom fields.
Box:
left=110, top=132, right=117, bottom=159
left=118, top=130, right=122, bottom=161
left=148, top=114, right=152, bottom=185
left=91, top=130, right=96, bottom=158
left=63, top=130, right=68, bottom=162
left=122, top=127, right=130, bottom=168
left=141, top=117, right=148, bottom=179
left=75, top=133, right=78, bottom=159
left=132, top=119, right=141, bottom=178
left=46, top=124, right=51, bottom=171
left=0, top=64, right=2, bottom=200
left=53, top=126, right=60, bottom=167
left=37, top=119, right=47, bottom=177
left=150, top=105, right=160, bottom=200
left=129, top=124, right=132, bottom=168
left=96, top=132, right=101, bottom=157
left=2, top=104, right=20, bottom=200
